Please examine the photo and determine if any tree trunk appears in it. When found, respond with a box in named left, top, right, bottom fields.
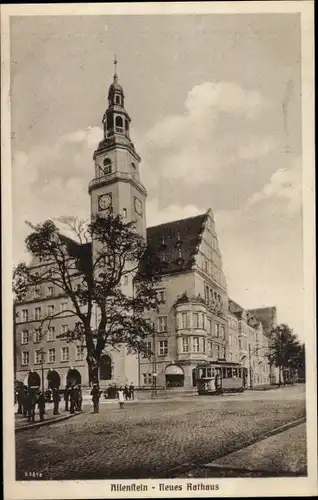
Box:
left=86, top=353, right=99, bottom=386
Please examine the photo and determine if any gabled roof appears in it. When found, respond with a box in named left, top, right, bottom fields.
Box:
left=146, top=212, right=208, bottom=275
left=247, top=307, right=277, bottom=336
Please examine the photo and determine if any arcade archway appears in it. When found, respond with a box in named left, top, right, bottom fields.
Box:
left=165, top=364, right=184, bottom=388
left=66, top=368, right=82, bottom=387
left=47, top=369, right=61, bottom=389
left=100, top=355, right=112, bottom=381
left=27, top=371, right=40, bottom=388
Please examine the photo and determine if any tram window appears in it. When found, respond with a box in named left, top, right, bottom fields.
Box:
left=200, top=368, right=206, bottom=378
left=222, top=367, right=227, bottom=378
left=216, top=367, right=221, bottom=377
left=227, top=368, right=232, bottom=378
left=238, top=368, right=241, bottom=378
left=206, top=368, right=212, bottom=378
left=233, top=368, right=237, bottom=378
left=211, top=368, right=215, bottom=377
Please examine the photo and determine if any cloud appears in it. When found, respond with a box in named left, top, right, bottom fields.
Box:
left=246, top=157, right=302, bottom=215
left=146, top=198, right=204, bottom=228
left=139, top=81, right=273, bottom=190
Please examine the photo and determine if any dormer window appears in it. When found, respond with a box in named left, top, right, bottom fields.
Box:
left=103, top=158, right=112, bottom=176
left=178, top=248, right=182, bottom=259
left=115, top=115, right=124, bottom=133
left=160, top=235, right=166, bottom=249
left=176, top=232, right=182, bottom=247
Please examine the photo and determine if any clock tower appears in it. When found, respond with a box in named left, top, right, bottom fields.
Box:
left=88, top=60, right=147, bottom=386
left=89, top=61, right=147, bottom=242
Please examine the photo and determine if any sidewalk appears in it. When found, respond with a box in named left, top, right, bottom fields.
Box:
left=15, top=403, right=80, bottom=431
left=182, top=422, right=307, bottom=477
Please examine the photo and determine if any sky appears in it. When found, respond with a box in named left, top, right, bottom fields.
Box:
left=10, top=14, right=305, bottom=340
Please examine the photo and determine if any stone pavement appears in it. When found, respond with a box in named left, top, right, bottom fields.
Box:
left=181, top=422, right=307, bottom=478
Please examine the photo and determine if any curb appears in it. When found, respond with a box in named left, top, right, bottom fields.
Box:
left=15, top=412, right=80, bottom=432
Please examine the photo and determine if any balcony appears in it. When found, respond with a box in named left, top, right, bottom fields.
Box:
left=88, top=171, right=146, bottom=195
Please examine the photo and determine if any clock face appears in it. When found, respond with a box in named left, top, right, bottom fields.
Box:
left=134, top=197, right=142, bottom=216
left=98, top=193, right=112, bottom=212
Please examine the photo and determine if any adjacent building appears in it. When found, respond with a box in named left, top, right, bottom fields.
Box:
left=14, top=67, right=277, bottom=390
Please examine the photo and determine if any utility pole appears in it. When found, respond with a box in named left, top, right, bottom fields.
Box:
left=248, top=343, right=253, bottom=390
left=152, top=323, right=157, bottom=397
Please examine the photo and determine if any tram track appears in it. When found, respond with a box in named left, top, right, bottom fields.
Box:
left=153, top=416, right=306, bottom=478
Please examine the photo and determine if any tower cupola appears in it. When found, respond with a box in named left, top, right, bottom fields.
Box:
left=102, top=56, right=131, bottom=141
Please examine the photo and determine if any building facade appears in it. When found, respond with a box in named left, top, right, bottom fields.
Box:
left=14, top=68, right=276, bottom=391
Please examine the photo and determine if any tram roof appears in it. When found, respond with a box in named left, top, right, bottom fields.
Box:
left=198, top=361, right=243, bottom=367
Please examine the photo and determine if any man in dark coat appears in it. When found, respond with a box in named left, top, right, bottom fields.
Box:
left=64, top=385, right=70, bottom=411
left=76, top=385, right=83, bottom=412
left=27, top=389, right=37, bottom=423
left=69, top=386, right=76, bottom=414
left=52, top=387, right=60, bottom=415
left=22, top=386, right=28, bottom=417
left=38, top=392, right=46, bottom=422
left=91, top=384, right=100, bottom=413
left=129, top=383, right=135, bottom=401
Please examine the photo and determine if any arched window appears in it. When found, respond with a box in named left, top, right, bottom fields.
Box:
left=115, top=115, right=123, bottom=132
left=115, top=95, right=121, bottom=105
left=125, top=119, right=129, bottom=132
left=103, top=158, right=112, bottom=175
left=100, top=355, right=112, bottom=381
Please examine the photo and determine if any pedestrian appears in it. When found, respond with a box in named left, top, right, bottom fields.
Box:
left=22, top=386, right=28, bottom=417
left=16, top=384, right=24, bottom=414
left=27, top=389, right=37, bottom=423
left=129, top=382, right=135, bottom=401
left=77, top=385, right=83, bottom=412
left=52, top=387, right=60, bottom=415
left=124, top=384, right=129, bottom=401
left=38, top=392, right=46, bottom=422
left=70, top=386, right=76, bottom=414
left=118, top=387, right=125, bottom=409
left=91, top=383, right=100, bottom=413
left=64, top=385, right=70, bottom=411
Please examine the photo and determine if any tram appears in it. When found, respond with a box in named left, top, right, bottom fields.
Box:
left=196, top=361, right=248, bottom=395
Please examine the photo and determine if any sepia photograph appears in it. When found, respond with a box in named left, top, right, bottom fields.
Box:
left=1, top=2, right=316, bottom=498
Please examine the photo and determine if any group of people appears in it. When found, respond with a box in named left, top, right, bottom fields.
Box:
left=63, top=384, right=83, bottom=414
left=15, top=384, right=48, bottom=423
left=104, top=383, right=135, bottom=401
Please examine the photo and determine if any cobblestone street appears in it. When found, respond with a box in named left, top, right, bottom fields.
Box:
left=15, top=386, right=306, bottom=480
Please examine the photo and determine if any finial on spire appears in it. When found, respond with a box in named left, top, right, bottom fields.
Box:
left=113, top=54, right=118, bottom=79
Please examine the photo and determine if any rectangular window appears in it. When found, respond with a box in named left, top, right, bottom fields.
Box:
left=158, top=340, right=168, bottom=356
left=47, top=326, right=55, bottom=342
left=157, top=316, right=167, bottom=333
left=21, top=330, right=29, bottom=345
left=21, top=351, right=29, bottom=366
left=143, top=373, right=152, bottom=385
left=208, top=341, right=212, bottom=357
left=202, top=338, right=206, bottom=354
left=61, top=325, right=68, bottom=335
left=182, top=337, right=189, bottom=353
left=145, top=342, right=152, bottom=356
left=76, top=345, right=84, bottom=361
left=216, top=344, right=220, bottom=359
left=181, top=312, right=188, bottom=329
left=48, top=348, right=56, bottom=363
left=48, top=305, right=55, bottom=316
left=192, top=336, right=200, bottom=353
left=34, top=288, right=40, bottom=299
left=215, top=322, right=220, bottom=337
left=157, top=290, right=166, bottom=304
left=220, top=325, right=225, bottom=339
left=123, top=208, right=127, bottom=218
left=33, top=329, right=41, bottom=343
left=228, top=334, right=232, bottom=346
left=22, top=309, right=28, bottom=322
left=61, top=347, right=69, bottom=362
left=60, top=302, right=67, bottom=312
left=207, top=319, right=212, bottom=334
left=34, top=307, right=41, bottom=320
left=193, top=313, right=199, bottom=329
left=123, top=275, right=129, bottom=286
left=34, top=350, right=43, bottom=364
left=47, top=286, right=53, bottom=297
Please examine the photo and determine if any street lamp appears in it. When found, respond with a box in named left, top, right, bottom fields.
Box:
left=152, top=322, right=157, bottom=397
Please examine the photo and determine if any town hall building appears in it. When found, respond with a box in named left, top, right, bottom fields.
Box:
left=14, top=66, right=278, bottom=391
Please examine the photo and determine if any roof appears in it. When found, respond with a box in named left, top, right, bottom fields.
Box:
left=146, top=212, right=208, bottom=275
left=247, top=307, right=277, bottom=336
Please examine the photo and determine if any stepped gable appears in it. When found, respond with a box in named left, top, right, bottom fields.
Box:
left=146, top=212, right=208, bottom=275
left=247, top=307, right=277, bottom=337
